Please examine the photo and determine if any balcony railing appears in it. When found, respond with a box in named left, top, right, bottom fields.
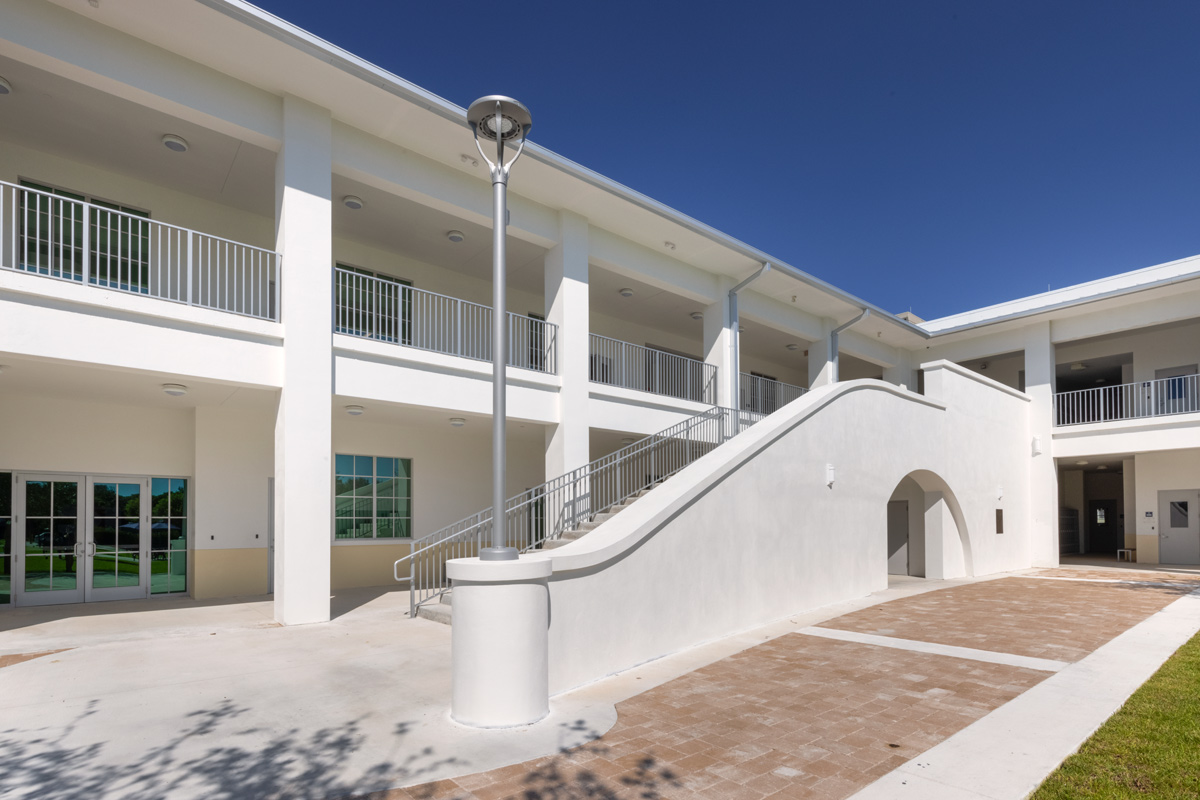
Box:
left=0, top=180, right=280, bottom=321
left=740, top=372, right=807, bottom=414
left=333, top=267, right=558, bottom=374
left=1055, top=374, right=1200, bottom=426
left=588, top=334, right=717, bottom=404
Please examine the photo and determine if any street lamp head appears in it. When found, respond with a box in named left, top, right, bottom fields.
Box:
left=467, top=96, right=532, bottom=143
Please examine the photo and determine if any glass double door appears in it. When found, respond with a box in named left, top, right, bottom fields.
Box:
left=16, top=475, right=148, bottom=606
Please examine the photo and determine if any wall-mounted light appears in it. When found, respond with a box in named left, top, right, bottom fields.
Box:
left=161, top=134, right=189, bottom=153
left=1031, top=435, right=1042, bottom=456
left=997, top=486, right=1004, bottom=501
left=689, top=311, right=703, bottom=320
left=449, top=418, right=466, bottom=427
left=162, top=384, right=188, bottom=397
left=342, top=195, right=364, bottom=210
left=618, top=288, right=634, bottom=298
left=826, top=464, right=836, bottom=488
left=446, top=230, right=465, bottom=243
left=0, top=77, right=12, bottom=96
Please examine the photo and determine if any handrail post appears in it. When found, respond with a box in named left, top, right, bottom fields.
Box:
left=186, top=230, right=194, bottom=306
left=80, top=198, right=91, bottom=287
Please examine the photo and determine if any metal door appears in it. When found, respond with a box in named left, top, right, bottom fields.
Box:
left=1159, top=490, right=1200, bottom=565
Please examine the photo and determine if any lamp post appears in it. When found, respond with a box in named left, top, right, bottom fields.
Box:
left=468, top=95, right=532, bottom=561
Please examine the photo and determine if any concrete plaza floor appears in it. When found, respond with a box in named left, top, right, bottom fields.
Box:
left=2, top=565, right=1198, bottom=800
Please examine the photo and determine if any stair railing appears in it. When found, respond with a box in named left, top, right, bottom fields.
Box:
left=395, top=405, right=766, bottom=616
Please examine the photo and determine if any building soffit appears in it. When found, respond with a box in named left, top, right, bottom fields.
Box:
left=33, top=0, right=928, bottom=353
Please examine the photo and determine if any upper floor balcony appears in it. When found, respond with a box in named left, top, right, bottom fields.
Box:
left=1, top=179, right=279, bottom=322
left=1055, top=373, right=1199, bottom=427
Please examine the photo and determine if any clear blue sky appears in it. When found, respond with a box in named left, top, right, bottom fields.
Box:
left=253, top=0, right=1200, bottom=320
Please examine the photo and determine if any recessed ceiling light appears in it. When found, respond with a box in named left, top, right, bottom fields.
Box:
left=161, top=134, right=189, bottom=153
left=1095, top=379, right=1106, bottom=384
left=1097, top=465, right=1108, bottom=470
left=1070, top=363, right=1087, bottom=371
left=0, top=77, right=12, bottom=96
left=621, top=437, right=635, bottom=445
left=446, top=230, right=465, bottom=243
left=344, top=405, right=365, bottom=416
left=664, top=241, right=676, bottom=251
left=618, top=288, right=634, bottom=297
left=460, top=153, right=479, bottom=167
left=449, top=417, right=466, bottom=427
left=689, top=311, right=703, bottom=320
left=342, top=195, right=364, bottom=210
left=786, top=344, right=799, bottom=351
left=1075, top=460, right=1089, bottom=466
left=738, top=326, right=745, bottom=333
left=979, top=362, right=989, bottom=370
left=162, top=384, right=188, bottom=397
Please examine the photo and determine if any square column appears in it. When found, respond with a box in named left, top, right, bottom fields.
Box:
left=808, top=318, right=836, bottom=389
left=273, top=95, right=333, bottom=625
left=1024, top=321, right=1059, bottom=567
left=703, top=277, right=735, bottom=409
left=544, top=211, right=589, bottom=478
left=883, top=349, right=917, bottom=391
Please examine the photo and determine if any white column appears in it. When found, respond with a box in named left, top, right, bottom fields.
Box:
left=273, top=95, right=333, bottom=625
left=883, top=348, right=917, bottom=390
left=1024, top=321, right=1059, bottom=568
left=544, top=211, right=590, bottom=480
left=808, top=318, right=836, bottom=389
left=704, top=277, right=736, bottom=408
left=1122, top=456, right=1136, bottom=550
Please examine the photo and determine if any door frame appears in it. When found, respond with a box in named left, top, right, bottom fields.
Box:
left=14, top=473, right=85, bottom=607
left=84, top=476, right=149, bottom=603
left=1159, top=489, right=1200, bottom=565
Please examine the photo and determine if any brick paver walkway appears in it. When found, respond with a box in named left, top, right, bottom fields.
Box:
left=353, top=571, right=1196, bottom=800
left=817, top=576, right=1192, bottom=662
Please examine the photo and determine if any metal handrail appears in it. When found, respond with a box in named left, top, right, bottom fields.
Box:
left=1055, top=374, right=1200, bottom=426
left=588, top=333, right=717, bottom=403
left=334, top=267, right=558, bottom=374
left=395, top=405, right=765, bottom=615
left=739, top=372, right=807, bottom=415
left=0, top=179, right=280, bottom=320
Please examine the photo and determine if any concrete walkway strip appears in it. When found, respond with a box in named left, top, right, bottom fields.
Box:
left=1022, top=575, right=1194, bottom=589
left=796, top=626, right=1069, bottom=672
left=847, top=589, right=1200, bottom=800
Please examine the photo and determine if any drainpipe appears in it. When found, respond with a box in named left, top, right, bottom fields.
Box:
left=728, top=262, right=771, bottom=408
left=830, top=308, right=871, bottom=383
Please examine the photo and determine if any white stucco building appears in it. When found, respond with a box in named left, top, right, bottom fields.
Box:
left=0, top=0, right=1197, bottom=645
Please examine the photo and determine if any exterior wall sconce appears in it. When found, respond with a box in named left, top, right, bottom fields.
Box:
left=826, top=464, right=836, bottom=488
left=1031, top=435, right=1042, bottom=456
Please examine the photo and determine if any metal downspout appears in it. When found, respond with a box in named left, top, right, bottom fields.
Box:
left=830, top=308, right=871, bottom=383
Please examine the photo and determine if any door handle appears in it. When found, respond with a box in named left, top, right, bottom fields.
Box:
left=88, top=542, right=96, bottom=558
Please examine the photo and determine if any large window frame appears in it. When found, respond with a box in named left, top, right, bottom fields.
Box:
left=17, top=179, right=152, bottom=292
left=333, top=454, right=413, bottom=542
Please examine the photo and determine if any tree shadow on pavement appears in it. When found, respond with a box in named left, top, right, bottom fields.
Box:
left=0, top=698, right=461, bottom=800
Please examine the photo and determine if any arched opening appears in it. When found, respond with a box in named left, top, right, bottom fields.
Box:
left=886, top=470, right=973, bottom=580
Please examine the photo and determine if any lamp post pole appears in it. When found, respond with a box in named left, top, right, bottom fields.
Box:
left=468, top=96, right=532, bottom=562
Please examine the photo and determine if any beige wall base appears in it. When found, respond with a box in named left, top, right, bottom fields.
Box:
left=332, top=543, right=415, bottom=590
left=1135, top=534, right=1160, bottom=565
left=192, top=548, right=269, bottom=600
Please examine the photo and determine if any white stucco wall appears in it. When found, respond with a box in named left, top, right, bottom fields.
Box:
left=1134, top=449, right=1200, bottom=564
left=538, top=365, right=1032, bottom=694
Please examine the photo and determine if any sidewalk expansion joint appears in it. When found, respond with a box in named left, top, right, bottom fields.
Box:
left=797, top=627, right=1069, bottom=672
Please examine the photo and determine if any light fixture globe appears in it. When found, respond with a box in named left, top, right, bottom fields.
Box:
left=467, top=95, right=532, bottom=142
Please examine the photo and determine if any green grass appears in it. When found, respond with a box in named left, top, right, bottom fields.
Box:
left=1032, top=630, right=1200, bottom=799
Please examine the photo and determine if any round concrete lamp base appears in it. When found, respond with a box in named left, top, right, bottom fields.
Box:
left=447, top=555, right=553, bottom=728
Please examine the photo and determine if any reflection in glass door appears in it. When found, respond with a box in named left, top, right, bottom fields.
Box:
left=87, top=479, right=146, bottom=602
left=18, top=475, right=84, bottom=606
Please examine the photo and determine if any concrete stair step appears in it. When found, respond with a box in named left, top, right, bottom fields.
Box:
left=415, top=600, right=453, bottom=625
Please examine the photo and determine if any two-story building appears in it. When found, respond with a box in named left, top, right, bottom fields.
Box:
left=0, top=0, right=1196, bottom=626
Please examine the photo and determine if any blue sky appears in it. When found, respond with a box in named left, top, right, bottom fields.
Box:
left=253, top=0, right=1200, bottom=320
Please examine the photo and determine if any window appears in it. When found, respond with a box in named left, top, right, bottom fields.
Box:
left=334, top=455, right=412, bottom=540
left=150, top=478, right=187, bottom=594
left=1170, top=501, right=1189, bottom=528
left=996, top=509, right=1004, bottom=534
left=334, top=264, right=412, bottom=344
left=18, top=180, right=151, bottom=292
left=0, top=473, right=10, bottom=604
left=1096, top=508, right=1106, bottom=525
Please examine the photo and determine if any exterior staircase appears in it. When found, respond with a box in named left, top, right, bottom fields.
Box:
left=401, top=406, right=768, bottom=621
left=416, top=489, right=653, bottom=625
